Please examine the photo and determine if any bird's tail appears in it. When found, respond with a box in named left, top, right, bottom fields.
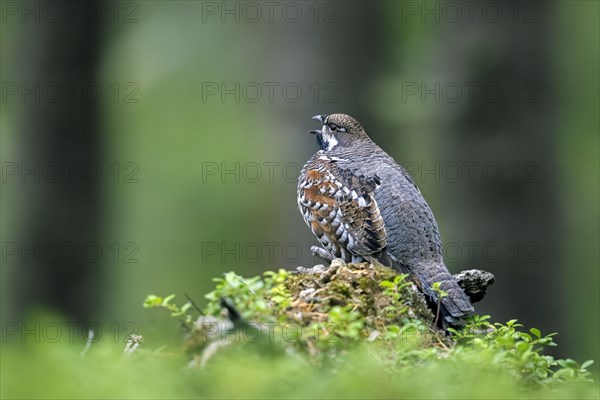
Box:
left=386, top=258, right=473, bottom=327
left=415, top=262, right=474, bottom=326
left=369, top=253, right=473, bottom=327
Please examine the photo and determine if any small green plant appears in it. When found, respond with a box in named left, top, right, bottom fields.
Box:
left=448, top=316, right=594, bottom=386
left=379, top=274, right=411, bottom=317
left=431, top=281, right=448, bottom=327
left=263, top=269, right=293, bottom=308
left=327, top=305, right=364, bottom=339
left=143, top=294, right=193, bottom=324
left=144, top=263, right=595, bottom=394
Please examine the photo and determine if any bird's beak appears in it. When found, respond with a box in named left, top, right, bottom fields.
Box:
left=309, top=115, right=328, bottom=134
left=312, top=114, right=328, bottom=124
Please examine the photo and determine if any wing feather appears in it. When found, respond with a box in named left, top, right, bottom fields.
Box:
left=298, top=158, right=387, bottom=260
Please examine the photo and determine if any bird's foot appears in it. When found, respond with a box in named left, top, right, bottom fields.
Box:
left=295, top=264, right=328, bottom=274
left=311, top=246, right=334, bottom=263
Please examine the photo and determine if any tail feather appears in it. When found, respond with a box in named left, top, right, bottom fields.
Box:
left=386, top=256, right=473, bottom=325
left=416, top=263, right=474, bottom=324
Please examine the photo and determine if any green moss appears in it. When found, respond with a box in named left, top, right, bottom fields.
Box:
left=1, top=262, right=596, bottom=399
left=138, top=261, right=597, bottom=398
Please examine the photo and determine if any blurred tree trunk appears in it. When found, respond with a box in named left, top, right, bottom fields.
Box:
left=429, top=1, right=560, bottom=348
left=5, top=5, right=106, bottom=326
left=370, top=0, right=562, bottom=354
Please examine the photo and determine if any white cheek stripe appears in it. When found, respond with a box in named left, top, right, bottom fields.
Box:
left=320, top=124, right=339, bottom=151
left=324, top=133, right=338, bottom=151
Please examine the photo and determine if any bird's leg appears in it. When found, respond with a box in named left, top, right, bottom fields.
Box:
left=311, top=246, right=334, bottom=263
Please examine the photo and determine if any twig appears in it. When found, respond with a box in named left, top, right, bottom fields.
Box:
left=184, top=292, right=204, bottom=315
left=178, top=319, right=191, bottom=333
left=436, top=336, right=449, bottom=350
left=433, top=297, right=442, bottom=328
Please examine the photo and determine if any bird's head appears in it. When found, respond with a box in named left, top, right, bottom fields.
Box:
left=309, top=113, right=369, bottom=152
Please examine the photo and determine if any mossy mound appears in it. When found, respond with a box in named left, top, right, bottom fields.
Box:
left=281, top=260, right=443, bottom=342
left=170, top=260, right=447, bottom=364
left=144, top=261, right=594, bottom=389
left=284, top=260, right=434, bottom=324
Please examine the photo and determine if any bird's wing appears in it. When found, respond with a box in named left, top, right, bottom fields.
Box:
left=298, top=159, right=387, bottom=258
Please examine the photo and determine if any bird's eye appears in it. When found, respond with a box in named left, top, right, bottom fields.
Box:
left=328, top=124, right=346, bottom=132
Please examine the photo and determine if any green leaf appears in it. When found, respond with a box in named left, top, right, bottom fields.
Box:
left=515, top=341, right=531, bottom=353
left=446, top=327, right=459, bottom=335
left=181, top=303, right=192, bottom=312
left=581, top=360, right=594, bottom=369
left=162, top=294, right=176, bottom=305
left=557, top=359, right=578, bottom=369
left=143, top=295, right=162, bottom=308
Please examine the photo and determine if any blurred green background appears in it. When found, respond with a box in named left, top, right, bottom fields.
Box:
left=1, top=0, right=598, bottom=396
